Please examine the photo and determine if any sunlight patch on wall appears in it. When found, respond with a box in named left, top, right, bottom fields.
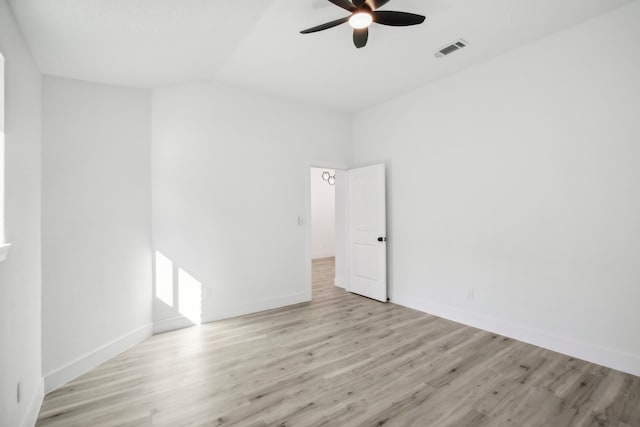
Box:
left=178, top=268, right=202, bottom=325
left=155, top=251, right=174, bottom=307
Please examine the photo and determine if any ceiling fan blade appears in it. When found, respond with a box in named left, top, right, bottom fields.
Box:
left=372, top=10, right=426, bottom=26
left=365, top=0, right=391, bottom=10
left=300, top=16, right=350, bottom=34
left=353, top=28, right=368, bottom=48
left=352, top=0, right=366, bottom=7
left=327, top=0, right=356, bottom=12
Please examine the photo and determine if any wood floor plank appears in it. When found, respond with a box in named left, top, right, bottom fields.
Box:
left=37, top=258, right=640, bottom=426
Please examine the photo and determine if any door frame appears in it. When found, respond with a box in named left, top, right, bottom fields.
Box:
left=304, top=161, right=350, bottom=300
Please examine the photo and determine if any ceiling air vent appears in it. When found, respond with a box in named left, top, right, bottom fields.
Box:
left=434, top=39, right=469, bottom=58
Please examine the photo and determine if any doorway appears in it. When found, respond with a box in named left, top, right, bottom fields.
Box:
left=309, top=167, right=347, bottom=300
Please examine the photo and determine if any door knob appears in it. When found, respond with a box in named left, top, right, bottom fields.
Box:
left=377, top=237, right=387, bottom=242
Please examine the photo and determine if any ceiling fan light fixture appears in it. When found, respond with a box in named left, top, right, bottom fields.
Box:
left=300, top=0, right=426, bottom=49
left=349, top=12, right=373, bottom=29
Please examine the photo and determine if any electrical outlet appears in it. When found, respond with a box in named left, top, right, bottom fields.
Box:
left=17, top=382, right=21, bottom=403
left=466, top=288, right=475, bottom=300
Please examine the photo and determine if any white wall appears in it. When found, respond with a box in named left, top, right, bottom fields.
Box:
left=0, top=52, right=5, bottom=245
left=152, top=82, right=352, bottom=332
left=41, top=76, right=152, bottom=392
left=353, top=1, right=640, bottom=376
left=310, top=167, right=335, bottom=259
left=0, top=0, right=43, bottom=425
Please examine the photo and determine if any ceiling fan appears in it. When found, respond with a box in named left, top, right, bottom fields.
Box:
left=301, top=0, right=425, bottom=49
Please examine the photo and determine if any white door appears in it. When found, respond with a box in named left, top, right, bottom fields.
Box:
left=347, top=164, right=387, bottom=302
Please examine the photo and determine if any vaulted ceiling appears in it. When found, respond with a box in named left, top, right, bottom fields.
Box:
left=8, top=0, right=633, bottom=111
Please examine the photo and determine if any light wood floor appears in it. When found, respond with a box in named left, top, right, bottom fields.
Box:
left=37, top=258, right=640, bottom=426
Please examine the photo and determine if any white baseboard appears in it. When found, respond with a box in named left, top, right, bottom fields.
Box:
left=153, top=316, right=196, bottom=334
left=202, top=292, right=310, bottom=323
left=22, top=378, right=43, bottom=427
left=312, top=252, right=335, bottom=260
left=334, top=276, right=346, bottom=288
left=153, top=292, right=311, bottom=334
left=44, top=323, right=153, bottom=393
left=393, top=295, right=640, bottom=378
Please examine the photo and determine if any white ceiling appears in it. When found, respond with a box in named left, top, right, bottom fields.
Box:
left=8, top=0, right=633, bottom=112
